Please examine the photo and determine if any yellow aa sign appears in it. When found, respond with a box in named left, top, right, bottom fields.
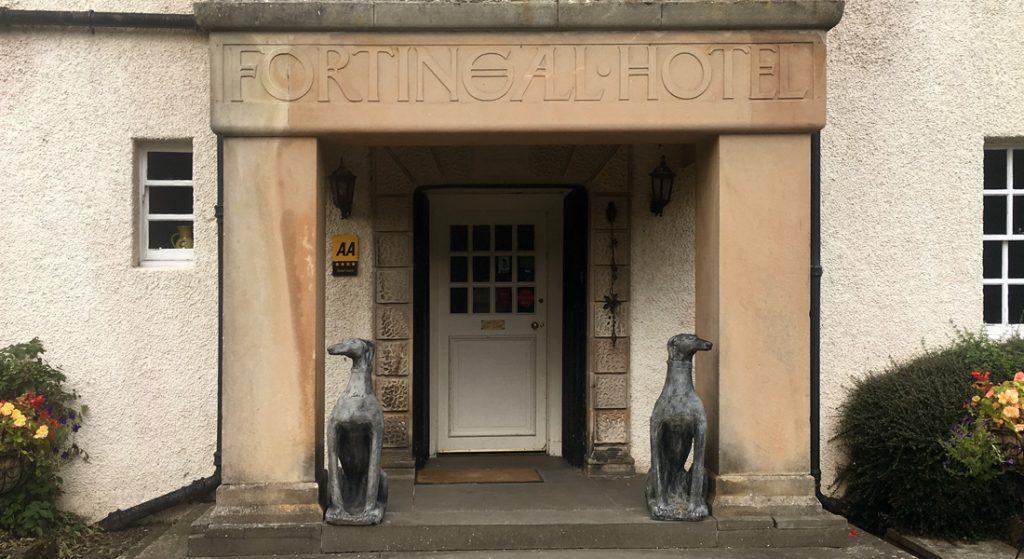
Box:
left=331, top=235, right=358, bottom=276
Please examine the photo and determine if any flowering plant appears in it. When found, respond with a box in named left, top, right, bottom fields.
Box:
left=0, top=392, right=82, bottom=463
left=944, top=371, right=1024, bottom=481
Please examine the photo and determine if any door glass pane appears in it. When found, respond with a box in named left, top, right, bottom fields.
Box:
left=984, top=285, right=1002, bottom=324
left=1014, top=196, right=1024, bottom=234
left=517, top=256, right=535, bottom=282
left=985, top=196, right=1007, bottom=235
left=450, top=225, right=468, bottom=251
left=473, top=287, right=490, bottom=314
left=495, top=256, right=513, bottom=282
left=473, top=225, right=490, bottom=251
left=985, top=149, right=1007, bottom=190
left=1010, top=242, right=1024, bottom=278
left=1011, top=285, right=1024, bottom=324
left=495, top=225, right=513, bottom=250
left=450, top=256, right=468, bottom=283
left=495, top=287, right=513, bottom=313
left=149, top=186, right=193, bottom=214
left=148, top=220, right=193, bottom=249
left=147, top=151, right=192, bottom=180
left=517, top=225, right=534, bottom=251
left=473, top=256, right=490, bottom=282
left=450, top=288, right=468, bottom=314
left=517, top=287, right=535, bottom=313
left=984, top=241, right=1002, bottom=279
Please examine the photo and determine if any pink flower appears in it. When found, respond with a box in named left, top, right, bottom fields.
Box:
left=1015, top=371, right=1024, bottom=382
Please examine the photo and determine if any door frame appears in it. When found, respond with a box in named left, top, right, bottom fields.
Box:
left=412, top=185, right=588, bottom=467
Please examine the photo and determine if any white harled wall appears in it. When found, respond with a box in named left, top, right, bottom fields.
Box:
left=0, top=28, right=217, bottom=520
left=819, top=1, right=1024, bottom=493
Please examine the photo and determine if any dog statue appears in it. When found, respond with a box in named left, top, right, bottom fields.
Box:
left=646, top=333, right=714, bottom=521
left=325, top=338, right=388, bottom=526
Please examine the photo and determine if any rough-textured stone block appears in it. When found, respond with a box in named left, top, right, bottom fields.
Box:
left=376, top=232, right=412, bottom=268
left=433, top=146, right=474, bottom=181
left=379, top=378, right=410, bottom=412
left=388, top=146, right=443, bottom=184
left=592, top=265, right=629, bottom=303
left=595, top=410, right=628, bottom=444
left=377, top=269, right=412, bottom=304
left=593, top=302, right=630, bottom=338
left=594, top=374, right=628, bottom=409
left=593, top=338, right=629, bottom=373
left=375, top=195, right=411, bottom=232
left=383, top=414, right=410, bottom=448
left=377, top=304, right=411, bottom=340
left=591, top=230, right=630, bottom=266
left=564, top=145, right=617, bottom=184
left=589, top=146, right=629, bottom=192
left=375, top=340, right=411, bottom=376
left=375, top=148, right=416, bottom=195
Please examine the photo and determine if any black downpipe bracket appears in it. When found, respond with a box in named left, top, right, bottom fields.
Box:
left=98, top=139, right=225, bottom=531
left=0, top=9, right=198, bottom=30
left=811, top=132, right=840, bottom=514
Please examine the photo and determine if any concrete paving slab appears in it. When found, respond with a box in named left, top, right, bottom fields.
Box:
left=888, top=530, right=1018, bottom=559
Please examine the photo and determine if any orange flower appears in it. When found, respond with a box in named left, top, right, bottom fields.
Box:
left=1004, top=406, right=1021, bottom=419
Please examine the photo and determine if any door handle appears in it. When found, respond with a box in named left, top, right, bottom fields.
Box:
left=531, top=322, right=541, bottom=330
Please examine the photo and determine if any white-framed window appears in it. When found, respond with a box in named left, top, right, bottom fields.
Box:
left=983, top=145, right=1024, bottom=336
left=138, top=143, right=194, bottom=265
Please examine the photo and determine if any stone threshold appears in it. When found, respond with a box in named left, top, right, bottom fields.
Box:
left=187, top=507, right=850, bottom=556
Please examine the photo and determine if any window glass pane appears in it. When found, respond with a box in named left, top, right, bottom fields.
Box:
left=450, top=288, right=468, bottom=314
left=149, top=186, right=193, bottom=215
left=517, top=287, right=535, bottom=313
left=984, top=241, right=1002, bottom=279
left=450, top=225, right=468, bottom=252
left=473, top=225, right=490, bottom=251
left=473, top=287, right=490, bottom=314
left=517, top=256, right=535, bottom=282
left=1010, top=242, right=1024, bottom=278
left=985, top=149, right=1007, bottom=190
left=495, top=256, right=513, bottom=282
left=985, top=285, right=1002, bottom=324
left=148, top=220, right=193, bottom=250
left=1015, top=150, right=1024, bottom=190
left=517, top=225, right=535, bottom=251
left=473, top=256, right=490, bottom=282
left=1011, top=285, right=1024, bottom=324
left=147, top=151, right=192, bottom=180
left=450, top=256, right=468, bottom=283
left=984, top=196, right=1007, bottom=235
left=495, top=225, right=513, bottom=251
left=1015, top=196, right=1024, bottom=234
left=495, top=287, right=513, bottom=313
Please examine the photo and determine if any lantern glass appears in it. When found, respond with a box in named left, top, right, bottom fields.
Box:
left=329, top=158, right=357, bottom=219
left=649, top=156, right=676, bottom=216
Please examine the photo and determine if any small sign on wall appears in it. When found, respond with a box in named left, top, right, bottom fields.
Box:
left=331, top=235, right=358, bottom=277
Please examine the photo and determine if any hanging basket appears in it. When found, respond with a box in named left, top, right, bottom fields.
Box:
left=0, top=452, right=32, bottom=496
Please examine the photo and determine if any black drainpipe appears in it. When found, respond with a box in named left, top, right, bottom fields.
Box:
left=0, top=8, right=197, bottom=30
left=97, top=141, right=225, bottom=531
left=811, top=132, right=841, bottom=514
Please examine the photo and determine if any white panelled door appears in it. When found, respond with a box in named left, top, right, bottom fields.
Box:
left=430, top=193, right=554, bottom=452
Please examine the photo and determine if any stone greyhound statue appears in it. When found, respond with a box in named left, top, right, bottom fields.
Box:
left=325, top=338, right=388, bottom=526
left=645, top=333, right=714, bottom=521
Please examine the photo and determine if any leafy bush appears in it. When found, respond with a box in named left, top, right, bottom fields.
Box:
left=0, top=339, right=86, bottom=538
left=833, top=330, right=1024, bottom=538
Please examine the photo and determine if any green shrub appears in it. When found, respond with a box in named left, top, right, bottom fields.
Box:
left=833, top=330, right=1024, bottom=538
left=0, top=339, right=86, bottom=539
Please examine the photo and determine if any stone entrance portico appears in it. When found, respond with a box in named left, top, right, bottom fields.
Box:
left=193, top=1, right=844, bottom=555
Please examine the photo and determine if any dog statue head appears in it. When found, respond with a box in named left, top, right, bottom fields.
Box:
left=327, top=338, right=375, bottom=362
left=666, top=333, right=713, bottom=362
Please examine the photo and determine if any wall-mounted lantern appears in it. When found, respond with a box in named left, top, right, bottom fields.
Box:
left=329, top=158, right=357, bottom=219
left=649, top=155, right=676, bottom=217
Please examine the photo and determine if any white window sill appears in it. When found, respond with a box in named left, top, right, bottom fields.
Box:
left=986, top=324, right=1024, bottom=340
left=137, top=260, right=194, bottom=270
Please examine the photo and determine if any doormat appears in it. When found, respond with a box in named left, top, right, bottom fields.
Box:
left=415, top=467, right=543, bottom=484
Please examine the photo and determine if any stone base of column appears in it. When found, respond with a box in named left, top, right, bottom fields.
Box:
left=584, top=445, right=635, bottom=477
left=383, top=448, right=416, bottom=479
left=189, top=482, right=322, bottom=557
left=710, top=474, right=820, bottom=515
